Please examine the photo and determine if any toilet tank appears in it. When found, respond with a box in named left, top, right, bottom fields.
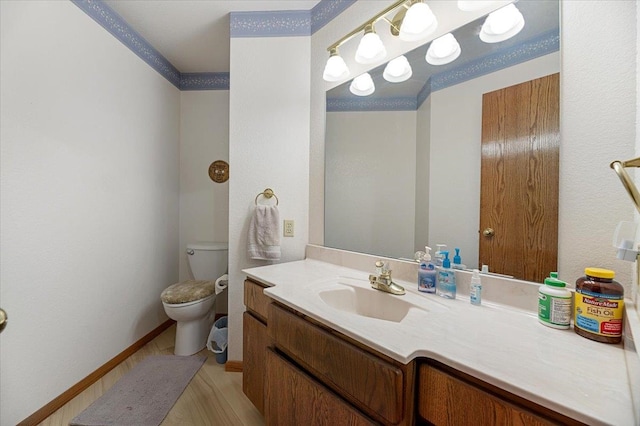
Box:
left=186, top=242, right=228, bottom=280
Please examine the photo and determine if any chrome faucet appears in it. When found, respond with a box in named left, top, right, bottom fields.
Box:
left=369, top=261, right=405, bottom=295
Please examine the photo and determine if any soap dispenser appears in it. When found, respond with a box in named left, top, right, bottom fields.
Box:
left=435, top=244, right=447, bottom=267
left=452, top=247, right=466, bottom=270
left=436, top=251, right=456, bottom=299
left=418, top=246, right=437, bottom=293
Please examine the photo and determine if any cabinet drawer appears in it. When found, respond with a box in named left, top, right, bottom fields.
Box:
left=418, top=364, right=554, bottom=426
left=269, top=303, right=404, bottom=425
left=244, top=279, right=271, bottom=322
left=243, top=312, right=268, bottom=415
left=265, top=348, right=375, bottom=426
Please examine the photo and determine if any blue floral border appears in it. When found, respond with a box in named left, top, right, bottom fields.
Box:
left=230, top=10, right=311, bottom=38
left=180, top=73, right=230, bottom=91
left=72, top=0, right=352, bottom=89
left=71, top=0, right=182, bottom=88
left=330, top=28, right=560, bottom=112
left=327, top=97, right=417, bottom=112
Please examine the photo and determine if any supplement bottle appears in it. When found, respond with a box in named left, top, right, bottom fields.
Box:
left=574, top=268, right=624, bottom=343
left=538, top=275, right=571, bottom=329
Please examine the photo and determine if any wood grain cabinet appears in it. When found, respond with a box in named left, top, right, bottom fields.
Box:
left=265, top=348, right=375, bottom=426
left=243, top=278, right=583, bottom=426
left=418, top=363, right=582, bottom=426
left=242, top=279, right=272, bottom=415
left=266, top=302, right=415, bottom=426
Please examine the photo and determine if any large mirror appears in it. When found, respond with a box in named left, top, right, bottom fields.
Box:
left=324, top=0, right=560, bottom=282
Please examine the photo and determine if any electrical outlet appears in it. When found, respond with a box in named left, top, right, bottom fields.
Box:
left=283, top=220, right=294, bottom=237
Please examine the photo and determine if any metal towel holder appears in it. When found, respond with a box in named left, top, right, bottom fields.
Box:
left=255, top=188, right=279, bottom=205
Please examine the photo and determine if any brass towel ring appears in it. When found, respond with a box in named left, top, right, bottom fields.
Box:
left=255, top=188, right=279, bottom=205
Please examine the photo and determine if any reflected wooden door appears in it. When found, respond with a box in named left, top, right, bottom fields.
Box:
left=479, top=73, right=559, bottom=283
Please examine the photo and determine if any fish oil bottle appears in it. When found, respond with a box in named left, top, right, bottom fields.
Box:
left=574, top=268, right=624, bottom=344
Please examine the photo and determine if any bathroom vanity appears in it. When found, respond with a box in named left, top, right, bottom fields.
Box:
left=243, top=257, right=638, bottom=426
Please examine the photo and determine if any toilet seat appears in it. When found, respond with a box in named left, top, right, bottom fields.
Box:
left=161, top=280, right=215, bottom=305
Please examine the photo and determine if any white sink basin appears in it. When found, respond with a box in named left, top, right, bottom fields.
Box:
left=318, top=278, right=446, bottom=323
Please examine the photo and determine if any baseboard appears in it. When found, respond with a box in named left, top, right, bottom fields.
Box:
left=18, top=319, right=175, bottom=426
left=225, top=360, right=243, bottom=372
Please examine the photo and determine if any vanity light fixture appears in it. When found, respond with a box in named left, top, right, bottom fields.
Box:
left=426, top=33, right=461, bottom=65
left=323, top=47, right=350, bottom=82
left=383, top=55, right=412, bottom=82
left=350, top=73, right=375, bottom=96
left=322, top=0, right=437, bottom=82
left=398, top=1, right=438, bottom=42
left=355, top=24, right=387, bottom=64
left=479, top=3, right=525, bottom=43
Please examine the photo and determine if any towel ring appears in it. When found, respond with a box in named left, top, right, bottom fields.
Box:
left=255, top=188, right=279, bottom=205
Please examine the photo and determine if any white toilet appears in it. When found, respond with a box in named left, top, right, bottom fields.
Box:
left=161, top=242, right=228, bottom=356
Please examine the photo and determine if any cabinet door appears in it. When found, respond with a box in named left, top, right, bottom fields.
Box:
left=244, top=279, right=271, bottom=322
left=418, top=364, right=555, bottom=426
left=269, top=303, right=404, bottom=424
left=265, top=348, right=375, bottom=426
left=243, top=312, right=268, bottom=414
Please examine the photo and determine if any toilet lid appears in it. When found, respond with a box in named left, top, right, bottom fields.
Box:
left=161, top=280, right=216, bottom=304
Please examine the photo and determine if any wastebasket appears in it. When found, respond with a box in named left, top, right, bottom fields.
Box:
left=208, top=316, right=228, bottom=364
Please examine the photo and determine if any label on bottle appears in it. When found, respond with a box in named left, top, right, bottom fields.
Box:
left=437, top=270, right=456, bottom=298
left=418, top=262, right=436, bottom=293
left=538, top=292, right=571, bottom=327
left=470, top=284, right=481, bottom=305
left=574, top=290, right=624, bottom=337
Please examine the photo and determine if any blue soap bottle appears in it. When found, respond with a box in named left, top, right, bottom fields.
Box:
left=452, top=247, right=466, bottom=270
left=436, top=251, right=457, bottom=299
left=418, top=246, right=437, bottom=293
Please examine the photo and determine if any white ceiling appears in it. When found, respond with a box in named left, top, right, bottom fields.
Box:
left=104, top=0, right=321, bottom=73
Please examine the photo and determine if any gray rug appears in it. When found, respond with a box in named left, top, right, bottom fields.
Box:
left=70, top=355, right=206, bottom=426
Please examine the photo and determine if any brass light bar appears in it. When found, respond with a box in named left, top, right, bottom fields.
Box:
left=326, top=0, right=417, bottom=51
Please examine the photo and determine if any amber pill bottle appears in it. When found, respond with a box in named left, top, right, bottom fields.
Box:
left=574, top=268, right=624, bottom=344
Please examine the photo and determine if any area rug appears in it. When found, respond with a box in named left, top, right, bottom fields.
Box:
left=70, top=355, right=206, bottom=426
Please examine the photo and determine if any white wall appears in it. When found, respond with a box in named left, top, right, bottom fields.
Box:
left=325, top=111, right=417, bottom=259
left=179, top=91, right=229, bottom=313
left=415, top=97, right=431, bottom=252
left=559, top=1, right=636, bottom=292
left=0, top=1, right=180, bottom=424
left=429, top=53, right=560, bottom=271
left=228, top=36, right=310, bottom=361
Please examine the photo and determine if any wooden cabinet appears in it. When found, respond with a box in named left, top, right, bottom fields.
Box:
left=242, top=279, right=272, bottom=415
left=417, top=363, right=581, bottom=426
left=265, top=348, right=375, bottom=426
left=244, top=277, right=584, bottom=426
left=268, top=302, right=413, bottom=425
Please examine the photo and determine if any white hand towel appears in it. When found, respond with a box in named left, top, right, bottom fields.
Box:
left=248, top=205, right=281, bottom=260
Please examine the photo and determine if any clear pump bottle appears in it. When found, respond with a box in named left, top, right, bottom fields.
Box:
left=470, top=269, right=482, bottom=305
left=436, top=251, right=456, bottom=299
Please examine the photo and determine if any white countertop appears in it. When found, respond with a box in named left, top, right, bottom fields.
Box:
left=244, top=258, right=638, bottom=426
